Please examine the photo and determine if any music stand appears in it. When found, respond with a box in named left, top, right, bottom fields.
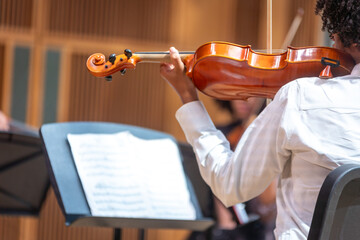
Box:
left=40, top=122, right=214, bottom=239
left=0, top=129, right=49, bottom=216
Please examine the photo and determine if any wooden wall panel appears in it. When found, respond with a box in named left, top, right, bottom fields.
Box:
left=234, top=0, right=261, bottom=47
left=290, top=0, right=324, bottom=47
left=257, top=0, right=292, bottom=50
left=0, top=0, right=33, bottom=31
left=48, top=0, right=172, bottom=43
left=0, top=216, right=20, bottom=239
left=67, top=53, right=166, bottom=131
left=37, top=188, right=113, bottom=240
left=169, top=0, right=238, bottom=48
left=257, top=0, right=322, bottom=49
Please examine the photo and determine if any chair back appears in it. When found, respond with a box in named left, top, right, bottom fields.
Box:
left=308, top=164, right=360, bottom=240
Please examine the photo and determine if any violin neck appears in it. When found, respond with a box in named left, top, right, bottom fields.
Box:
left=135, top=52, right=194, bottom=63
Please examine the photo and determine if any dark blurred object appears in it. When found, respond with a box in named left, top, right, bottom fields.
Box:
left=179, top=142, right=264, bottom=240
left=178, top=141, right=213, bottom=218
left=308, top=164, right=360, bottom=240
left=0, top=120, right=49, bottom=216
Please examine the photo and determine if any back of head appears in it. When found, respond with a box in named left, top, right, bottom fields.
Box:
left=315, top=0, right=360, bottom=47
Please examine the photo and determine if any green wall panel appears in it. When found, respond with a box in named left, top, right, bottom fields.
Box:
left=43, top=49, right=60, bottom=123
left=11, top=46, right=30, bottom=122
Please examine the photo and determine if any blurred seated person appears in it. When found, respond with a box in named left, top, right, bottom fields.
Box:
left=0, top=111, right=9, bottom=131
left=214, top=98, right=276, bottom=240
left=0, top=110, right=38, bottom=135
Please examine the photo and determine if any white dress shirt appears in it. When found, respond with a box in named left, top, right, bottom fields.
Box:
left=175, top=63, right=360, bottom=239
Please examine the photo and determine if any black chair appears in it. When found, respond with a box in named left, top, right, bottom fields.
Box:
left=308, top=164, right=360, bottom=240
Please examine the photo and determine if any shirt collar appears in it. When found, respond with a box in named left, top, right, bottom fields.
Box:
left=350, top=63, right=360, bottom=76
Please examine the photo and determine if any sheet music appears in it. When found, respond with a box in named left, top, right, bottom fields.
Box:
left=67, top=131, right=196, bottom=220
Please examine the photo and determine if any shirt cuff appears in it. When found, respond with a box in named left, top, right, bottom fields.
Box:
left=175, top=101, right=217, bottom=144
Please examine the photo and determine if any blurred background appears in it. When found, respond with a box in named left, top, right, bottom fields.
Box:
left=0, top=0, right=329, bottom=239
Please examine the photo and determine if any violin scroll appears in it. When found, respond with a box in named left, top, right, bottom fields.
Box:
left=91, top=53, right=106, bottom=65
left=86, top=49, right=137, bottom=78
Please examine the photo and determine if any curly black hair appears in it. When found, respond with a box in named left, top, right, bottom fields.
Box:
left=315, top=0, right=360, bottom=47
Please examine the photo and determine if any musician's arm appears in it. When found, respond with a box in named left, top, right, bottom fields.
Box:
left=175, top=84, right=294, bottom=207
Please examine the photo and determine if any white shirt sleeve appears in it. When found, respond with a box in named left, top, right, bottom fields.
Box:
left=176, top=86, right=293, bottom=207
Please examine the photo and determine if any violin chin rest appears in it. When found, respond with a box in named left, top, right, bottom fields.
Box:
left=319, top=65, right=333, bottom=79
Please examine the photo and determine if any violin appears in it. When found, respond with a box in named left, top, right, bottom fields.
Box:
left=86, top=41, right=355, bottom=100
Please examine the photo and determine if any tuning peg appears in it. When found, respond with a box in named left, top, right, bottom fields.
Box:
left=124, top=49, right=132, bottom=59
left=109, top=54, right=116, bottom=64
left=105, top=75, right=112, bottom=81
left=120, top=69, right=126, bottom=75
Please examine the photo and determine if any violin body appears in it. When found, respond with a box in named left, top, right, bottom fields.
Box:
left=87, top=41, right=355, bottom=100
left=186, top=42, right=355, bottom=99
